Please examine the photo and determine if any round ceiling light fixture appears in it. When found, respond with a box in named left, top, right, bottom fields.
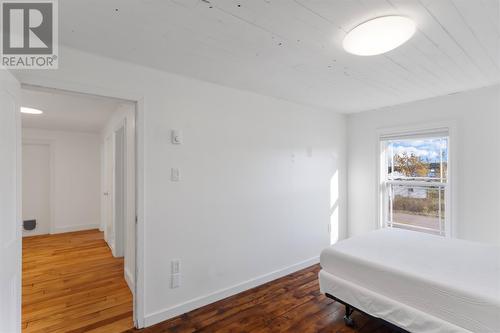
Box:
left=20, top=107, right=44, bottom=115
left=343, top=16, right=416, bottom=56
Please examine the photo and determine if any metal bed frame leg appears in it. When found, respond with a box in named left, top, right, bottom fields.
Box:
left=325, top=293, right=409, bottom=332
left=344, top=304, right=355, bottom=327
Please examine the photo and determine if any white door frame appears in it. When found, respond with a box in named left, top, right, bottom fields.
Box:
left=20, top=82, right=146, bottom=329
left=0, top=70, right=21, bottom=333
left=113, top=120, right=126, bottom=258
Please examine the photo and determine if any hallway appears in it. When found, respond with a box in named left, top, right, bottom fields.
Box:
left=22, top=229, right=133, bottom=333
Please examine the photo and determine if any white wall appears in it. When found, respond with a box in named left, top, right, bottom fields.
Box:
left=347, top=84, right=500, bottom=245
left=101, top=103, right=136, bottom=292
left=22, top=128, right=102, bottom=234
left=14, top=46, right=347, bottom=326
left=22, top=144, right=51, bottom=236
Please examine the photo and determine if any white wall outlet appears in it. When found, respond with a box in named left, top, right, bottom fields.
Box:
left=171, top=259, right=180, bottom=274
left=171, top=168, right=180, bottom=182
left=171, top=130, right=182, bottom=144
left=171, top=273, right=181, bottom=288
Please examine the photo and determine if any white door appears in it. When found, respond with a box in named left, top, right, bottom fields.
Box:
left=104, top=135, right=114, bottom=248
left=22, top=144, right=51, bottom=236
left=0, top=71, right=21, bottom=332
left=114, top=126, right=125, bottom=257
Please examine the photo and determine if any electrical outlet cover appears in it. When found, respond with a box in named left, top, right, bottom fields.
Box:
left=171, top=274, right=181, bottom=288
left=171, top=168, right=180, bottom=182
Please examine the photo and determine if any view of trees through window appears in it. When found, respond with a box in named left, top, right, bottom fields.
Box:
left=384, top=136, right=448, bottom=235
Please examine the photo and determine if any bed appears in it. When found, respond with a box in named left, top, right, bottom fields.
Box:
left=319, top=228, right=500, bottom=333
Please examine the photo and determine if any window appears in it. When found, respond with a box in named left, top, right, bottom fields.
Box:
left=380, top=130, right=449, bottom=236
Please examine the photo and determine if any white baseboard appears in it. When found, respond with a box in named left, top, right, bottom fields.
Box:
left=51, top=224, right=100, bottom=234
left=144, top=256, right=320, bottom=327
left=125, top=267, right=134, bottom=295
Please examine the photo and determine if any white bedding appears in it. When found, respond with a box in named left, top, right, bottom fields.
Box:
left=319, top=228, right=500, bottom=333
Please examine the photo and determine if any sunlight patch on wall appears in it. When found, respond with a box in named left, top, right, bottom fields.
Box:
left=330, top=170, right=339, bottom=244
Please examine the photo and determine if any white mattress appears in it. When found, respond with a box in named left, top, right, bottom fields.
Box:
left=319, top=228, right=500, bottom=333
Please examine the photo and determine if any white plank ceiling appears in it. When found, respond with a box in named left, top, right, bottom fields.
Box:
left=59, top=0, right=500, bottom=113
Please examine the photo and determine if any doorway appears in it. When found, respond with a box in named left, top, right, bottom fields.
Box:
left=20, top=86, right=138, bottom=332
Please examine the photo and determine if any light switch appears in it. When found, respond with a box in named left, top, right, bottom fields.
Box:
left=171, top=168, right=180, bottom=182
left=307, top=147, right=313, bottom=157
left=171, top=259, right=180, bottom=274
left=171, top=130, right=182, bottom=144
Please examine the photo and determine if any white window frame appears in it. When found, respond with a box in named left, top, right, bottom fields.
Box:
left=376, top=122, right=458, bottom=238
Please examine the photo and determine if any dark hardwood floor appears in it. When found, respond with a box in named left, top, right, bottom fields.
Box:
left=23, top=230, right=395, bottom=333
left=23, top=230, right=398, bottom=332
left=129, top=265, right=396, bottom=333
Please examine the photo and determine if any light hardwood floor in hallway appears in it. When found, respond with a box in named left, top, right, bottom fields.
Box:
left=22, top=229, right=134, bottom=333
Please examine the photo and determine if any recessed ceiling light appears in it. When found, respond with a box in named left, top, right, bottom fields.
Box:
left=20, top=107, right=44, bottom=115
left=343, top=16, right=416, bottom=56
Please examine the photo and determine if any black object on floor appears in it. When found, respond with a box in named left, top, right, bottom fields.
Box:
left=23, top=219, right=36, bottom=231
